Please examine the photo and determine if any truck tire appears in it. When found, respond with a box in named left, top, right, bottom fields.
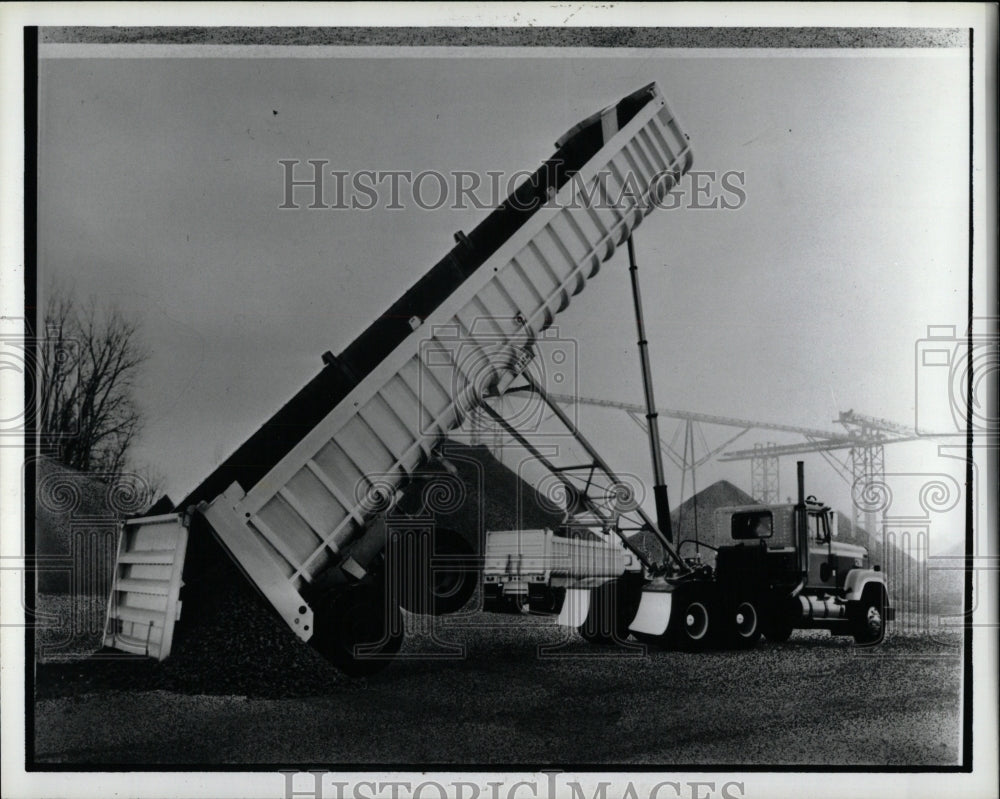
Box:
left=666, top=585, right=721, bottom=652
left=852, top=586, right=887, bottom=645
left=726, top=597, right=762, bottom=649
left=310, top=579, right=404, bottom=677
left=392, top=526, right=478, bottom=616
left=673, top=595, right=715, bottom=651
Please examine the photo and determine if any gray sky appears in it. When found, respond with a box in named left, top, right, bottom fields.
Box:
left=38, top=49, right=971, bottom=550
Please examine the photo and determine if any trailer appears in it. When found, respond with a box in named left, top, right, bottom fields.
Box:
left=483, top=520, right=639, bottom=615
left=104, top=82, right=695, bottom=673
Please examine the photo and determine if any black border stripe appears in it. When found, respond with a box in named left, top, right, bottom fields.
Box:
left=39, top=26, right=967, bottom=48
left=23, top=23, right=39, bottom=772
left=961, top=24, right=974, bottom=773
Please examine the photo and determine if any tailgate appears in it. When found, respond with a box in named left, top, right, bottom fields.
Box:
left=102, top=513, right=188, bottom=660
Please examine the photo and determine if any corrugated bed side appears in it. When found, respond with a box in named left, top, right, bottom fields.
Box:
left=233, top=94, right=691, bottom=593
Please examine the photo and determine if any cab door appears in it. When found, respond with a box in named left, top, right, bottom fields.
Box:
left=805, top=512, right=835, bottom=589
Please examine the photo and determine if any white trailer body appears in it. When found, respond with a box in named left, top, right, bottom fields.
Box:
left=483, top=527, right=637, bottom=605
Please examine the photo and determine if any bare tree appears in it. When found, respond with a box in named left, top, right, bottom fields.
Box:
left=39, top=284, right=151, bottom=481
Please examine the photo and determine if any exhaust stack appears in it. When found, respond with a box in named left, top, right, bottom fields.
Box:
left=795, top=461, right=809, bottom=581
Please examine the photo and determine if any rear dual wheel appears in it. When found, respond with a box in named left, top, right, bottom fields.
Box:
left=309, top=578, right=404, bottom=677
left=674, top=595, right=714, bottom=651
left=727, top=597, right=762, bottom=649
left=391, top=527, right=479, bottom=616
left=579, top=583, right=764, bottom=651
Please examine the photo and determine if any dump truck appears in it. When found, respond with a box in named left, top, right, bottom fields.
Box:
left=103, top=82, right=696, bottom=674
left=102, top=81, right=891, bottom=675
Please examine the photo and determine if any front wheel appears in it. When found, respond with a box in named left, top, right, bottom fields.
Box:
left=853, top=587, right=887, bottom=645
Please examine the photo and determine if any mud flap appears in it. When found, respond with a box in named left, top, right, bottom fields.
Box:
left=629, top=589, right=673, bottom=637
left=557, top=588, right=591, bottom=628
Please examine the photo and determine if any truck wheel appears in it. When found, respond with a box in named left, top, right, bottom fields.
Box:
left=392, top=527, right=478, bottom=616
left=310, top=579, right=404, bottom=677
left=673, top=593, right=715, bottom=651
left=728, top=597, right=762, bottom=649
left=853, top=586, right=887, bottom=645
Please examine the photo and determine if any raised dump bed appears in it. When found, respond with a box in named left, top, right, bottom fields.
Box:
left=107, top=82, right=693, bottom=669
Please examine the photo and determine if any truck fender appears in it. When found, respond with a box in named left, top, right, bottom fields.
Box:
left=557, top=589, right=592, bottom=628
left=628, top=588, right=673, bottom=637
left=843, top=569, right=888, bottom=603
left=556, top=577, right=617, bottom=628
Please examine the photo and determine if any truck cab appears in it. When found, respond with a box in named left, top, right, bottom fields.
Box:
left=712, top=498, right=893, bottom=645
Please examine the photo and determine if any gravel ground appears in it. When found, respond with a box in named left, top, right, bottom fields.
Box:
left=33, top=614, right=964, bottom=767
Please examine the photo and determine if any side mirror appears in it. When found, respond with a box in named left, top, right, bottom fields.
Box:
left=829, top=512, right=839, bottom=539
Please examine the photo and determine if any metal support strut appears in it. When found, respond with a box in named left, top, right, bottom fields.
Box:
left=482, top=375, right=688, bottom=575
left=626, top=235, right=673, bottom=542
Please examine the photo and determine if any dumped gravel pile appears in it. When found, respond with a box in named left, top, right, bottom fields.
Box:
left=34, top=594, right=108, bottom=663
left=36, top=442, right=563, bottom=699
left=36, top=542, right=352, bottom=699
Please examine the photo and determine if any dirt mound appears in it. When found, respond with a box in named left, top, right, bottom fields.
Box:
left=409, top=441, right=565, bottom=547
left=33, top=456, right=159, bottom=594
left=666, top=480, right=759, bottom=563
